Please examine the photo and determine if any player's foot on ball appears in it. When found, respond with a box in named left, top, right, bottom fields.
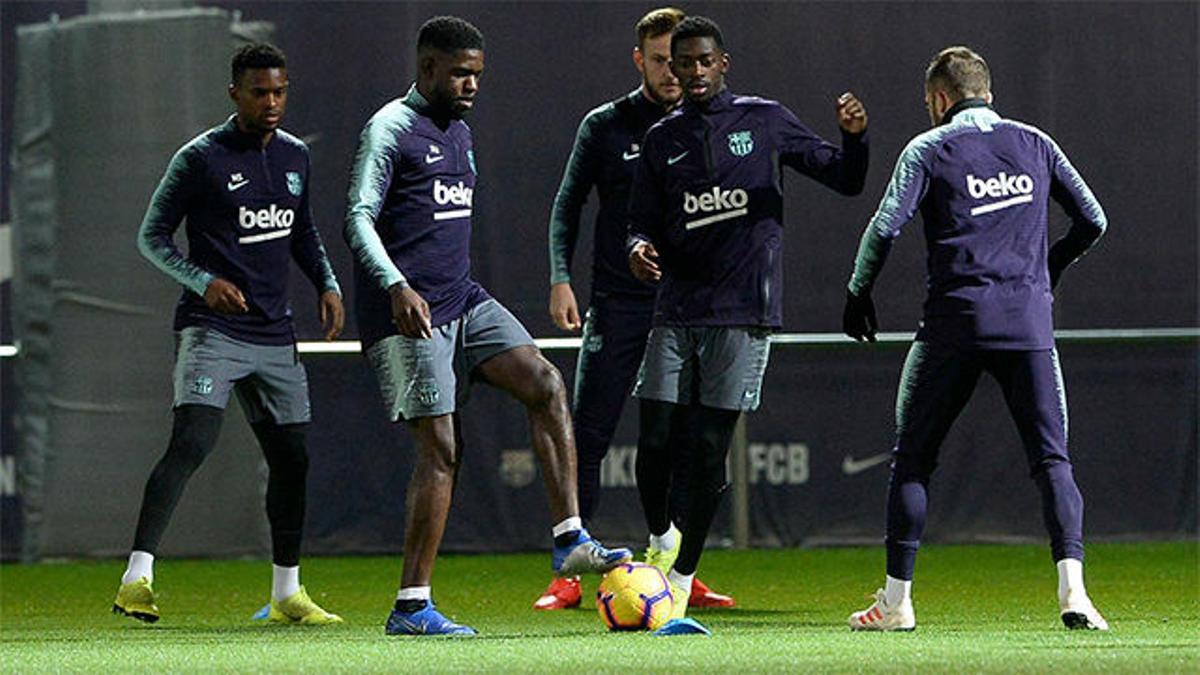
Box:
left=1060, top=591, right=1109, bottom=631
left=533, top=575, right=581, bottom=610
left=385, top=601, right=477, bottom=636
left=643, top=525, right=682, bottom=576
left=689, top=577, right=735, bottom=608
left=252, top=586, right=343, bottom=625
left=849, top=589, right=915, bottom=631
left=113, top=576, right=160, bottom=623
left=552, top=529, right=632, bottom=576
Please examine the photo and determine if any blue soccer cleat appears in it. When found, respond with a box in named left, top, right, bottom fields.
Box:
left=654, top=617, right=712, bottom=636
left=553, top=528, right=633, bottom=576
left=385, top=601, right=477, bottom=636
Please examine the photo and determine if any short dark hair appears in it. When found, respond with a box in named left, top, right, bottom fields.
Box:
left=671, top=15, right=724, bottom=54
left=926, top=46, right=991, bottom=100
left=417, top=16, right=485, bottom=54
left=636, top=7, right=686, bottom=47
left=231, top=43, right=286, bottom=85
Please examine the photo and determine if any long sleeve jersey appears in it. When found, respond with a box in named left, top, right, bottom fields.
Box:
left=137, top=115, right=341, bottom=346
left=628, top=88, right=868, bottom=328
left=548, top=88, right=665, bottom=298
left=848, top=102, right=1107, bottom=349
left=344, top=85, right=489, bottom=347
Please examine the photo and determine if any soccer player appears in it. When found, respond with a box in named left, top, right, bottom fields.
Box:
left=843, top=46, right=1108, bottom=631
left=113, top=43, right=345, bottom=625
left=344, top=16, right=632, bottom=637
left=627, top=16, right=869, bottom=628
left=538, top=7, right=735, bottom=612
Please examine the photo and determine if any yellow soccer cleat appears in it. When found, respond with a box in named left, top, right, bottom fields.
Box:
left=643, top=525, right=682, bottom=577
left=669, top=579, right=691, bottom=620
left=112, top=577, right=160, bottom=623
left=258, top=586, right=344, bottom=625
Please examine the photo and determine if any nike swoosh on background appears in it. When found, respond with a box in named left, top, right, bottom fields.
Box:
left=622, top=151, right=640, bottom=161
left=667, top=151, right=689, bottom=165
left=841, top=452, right=892, bottom=475
left=227, top=180, right=249, bottom=191
left=425, top=154, right=445, bottom=164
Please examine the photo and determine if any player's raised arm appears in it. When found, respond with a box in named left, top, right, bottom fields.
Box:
left=777, top=95, right=869, bottom=196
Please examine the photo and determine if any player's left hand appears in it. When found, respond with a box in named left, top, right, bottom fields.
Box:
left=837, top=92, right=868, bottom=135
left=843, top=290, right=878, bottom=342
left=318, top=290, right=344, bottom=341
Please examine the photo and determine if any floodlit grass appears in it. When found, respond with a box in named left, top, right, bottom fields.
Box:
left=2, top=542, right=1197, bottom=672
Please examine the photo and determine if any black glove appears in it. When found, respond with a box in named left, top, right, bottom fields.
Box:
left=843, top=290, right=878, bottom=342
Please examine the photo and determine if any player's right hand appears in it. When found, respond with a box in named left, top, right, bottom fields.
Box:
left=629, top=241, right=662, bottom=283
left=204, top=278, right=248, bottom=314
left=843, top=290, right=878, bottom=342
left=549, top=282, right=581, bottom=331
left=389, top=284, right=433, bottom=339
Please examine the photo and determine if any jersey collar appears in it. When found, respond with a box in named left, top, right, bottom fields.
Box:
left=940, top=97, right=992, bottom=125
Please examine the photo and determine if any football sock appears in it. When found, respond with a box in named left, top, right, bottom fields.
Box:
left=272, top=564, right=300, bottom=601
left=674, top=407, right=740, bottom=576
left=1056, top=557, right=1085, bottom=602
left=884, top=575, right=911, bottom=607
left=665, top=405, right=698, bottom=529
left=668, top=569, right=694, bottom=593
left=1034, top=462, right=1084, bottom=562
left=649, top=523, right=679, bottom=551
left=253, top=422, right=310, bottom=568
left=884, top=456, right=928, bottom=581
left=122, top=550, right=155, bottom=585
left=395, top=586, right=432, bottom=613
left=132, top=405, right=224, bottom=553
left=635, top=400, right=680, bottom=536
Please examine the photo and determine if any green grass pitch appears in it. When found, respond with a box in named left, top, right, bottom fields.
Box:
left=2, top=542, right=1196, bottom=672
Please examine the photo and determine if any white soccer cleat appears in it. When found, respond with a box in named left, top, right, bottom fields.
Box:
left=849, top=589, right=915, bottom=631
left=1060, top=591, right=1109, bottom=631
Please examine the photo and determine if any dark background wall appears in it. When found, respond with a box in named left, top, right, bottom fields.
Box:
left=1, top=1, right=1196, bottom=558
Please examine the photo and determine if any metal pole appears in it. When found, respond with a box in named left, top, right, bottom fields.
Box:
left=730, top=414, right=750, bottom=549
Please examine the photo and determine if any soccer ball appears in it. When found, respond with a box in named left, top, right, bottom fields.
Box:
left=596, top=562, right=674, bottom=631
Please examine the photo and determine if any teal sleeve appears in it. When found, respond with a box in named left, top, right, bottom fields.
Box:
left=848, top=139, right=929, bottom=296
left=136, top=144, right=214, bottom=297
left=343, top=113, right=407, bottom=291
left=290, top=151, right=341, bottom=296
left=548, top=112, right=602, bottom=285
left=1046, top=137, right=1107, bottom=271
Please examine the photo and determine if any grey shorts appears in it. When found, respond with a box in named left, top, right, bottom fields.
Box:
left=366, top=298, right=535, bottom=421
left=172, top=326, right=311, bottom=425
left=633, top=326, right=772, bottom=411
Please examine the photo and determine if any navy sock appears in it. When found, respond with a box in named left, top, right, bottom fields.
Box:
left=394, top=598, right=428, bottom=613
left=554, top=531, right=580, bottom=548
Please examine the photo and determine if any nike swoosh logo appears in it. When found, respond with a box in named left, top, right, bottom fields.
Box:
left=425, top=154, right=445, bottom=164
left=227, top=180, right=249, bottom=191
left=622, top=151, right=640, bottom=161
left=841, top=452, right=892, bottom=475
left=667, top=151, right=689, bottom=165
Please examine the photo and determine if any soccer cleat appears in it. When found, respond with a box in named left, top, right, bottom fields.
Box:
left=385, top=601, right=477, bottom=636
left=533, top=575, right=582, bottom=610
left=1060, top=591, right=1109, bottom=631
left=654, top=617, right=712, bottom=636
left=689, top=577, right=736, bottom=608
left=669, top=580, right=691, bottom=620
left=112, top=577, right=160, bottom=623
left=254, top=586, right=343, bottom=625
left=849, top=589, right=916, bottom=631
left=643, top=527, right=682, bottom=576
left=552, top=529, right=632, bottom=576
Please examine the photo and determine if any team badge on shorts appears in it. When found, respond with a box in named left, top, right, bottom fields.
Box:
left=285, top=171, right=303, bottom=196
left=728, top=130, right=754, bottom=157
left=191, top=375, right=214, bottom=396
left=412, top=379, right=440, bottom=407
left=582, top=331, right=604, bottom=353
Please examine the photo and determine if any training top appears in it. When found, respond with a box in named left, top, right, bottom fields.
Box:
left=628, top=88, right=868, bottom=328
left=548, top=88, right=668, bottom=299
left=847, top=101, right=1107, bottom=349
left=344, top=84, right=489, bottom=347
left=137, top=115, right=341, bottom=346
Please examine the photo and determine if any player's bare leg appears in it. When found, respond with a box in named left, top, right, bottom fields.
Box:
left=401, top=413, right=461, bottom=588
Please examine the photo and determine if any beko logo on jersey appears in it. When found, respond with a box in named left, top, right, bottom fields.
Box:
left=682, top=187, right=749, bottom=230
left=237, top=205, right=294, bottom=243
left=433, top=179, right=473, bottom=221
left=966, top=172, right=1035, bottom=216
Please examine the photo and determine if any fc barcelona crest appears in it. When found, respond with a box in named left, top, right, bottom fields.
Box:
left=727, top=130, right=754, bottom=157
left=285, top=171, right=303, bottom=196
